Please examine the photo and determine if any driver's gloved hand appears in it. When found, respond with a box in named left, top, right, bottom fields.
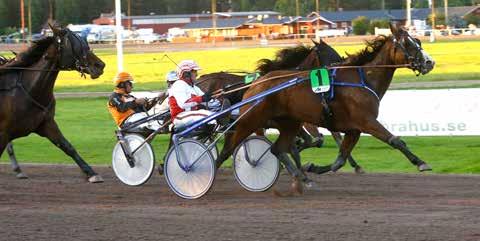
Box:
left=202, top=92, right=212, bottom=102
left=135, top=98, right=146, bottom=106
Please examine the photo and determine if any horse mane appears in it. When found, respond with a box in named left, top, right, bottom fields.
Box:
left=343, top=35, right=391, bottom=66
left=255, top=45, right=314, bottom=75
left=0, top=37, right=54, bottom=68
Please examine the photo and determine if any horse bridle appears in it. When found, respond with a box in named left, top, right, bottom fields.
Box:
left=392, top=33, right=424, bottom=75
left=56, top=29, right=91, bottom=77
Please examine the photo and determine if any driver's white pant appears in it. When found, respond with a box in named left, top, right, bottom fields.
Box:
left=122, top=112, right=162, bottom=131
left=173, top=110, right=216, bottom=129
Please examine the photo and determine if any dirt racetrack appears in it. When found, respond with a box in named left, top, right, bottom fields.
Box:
left=1, top=164, right=479, bottom=241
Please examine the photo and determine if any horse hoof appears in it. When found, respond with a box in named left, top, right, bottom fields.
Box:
left=291, top=179, right=304, bottom=195
left=331, top=163, right=343, bottom=172
left=88, top=175, right=104, bottom=183
left=16, top=172, right=29, bottom=179
left=301, top=163, right=313, bottom=173
left=157, top=165, right=164, bottom=176
left=304, top=179, right=315, bottom=189
left=354, top=166, right=365, bottom=174
left=418, top=163, right=432, bottom=172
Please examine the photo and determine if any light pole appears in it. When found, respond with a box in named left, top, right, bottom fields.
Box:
left=296, top=0, right=299, bottom=38
left=127, top=0, right=131, bottom=30
left=48, top=0, right=54, bottom=22
left=430, top=0, right=436, bottom=42
left=115, top=0, right=123, bottom=72
left=20, top=0, right=25, bottom=42
left=28, top=0, right=31, bottom=41
left=444, top=0, right=449, bottom=27
left=315, top=0, right=320, bottom=40
left=212, top=0, right=217, bottom=45
left=406, top=0, right=412, bottom=27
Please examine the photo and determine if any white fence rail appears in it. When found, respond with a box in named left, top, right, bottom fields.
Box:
left=375, top=27, right=480, bottom=37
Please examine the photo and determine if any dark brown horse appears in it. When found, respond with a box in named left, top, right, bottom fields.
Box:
left=197, top=40, right=363, bottom=174
left=215, top=24, right=435, bottom=193
left=0, top=25, right=105, bottom=182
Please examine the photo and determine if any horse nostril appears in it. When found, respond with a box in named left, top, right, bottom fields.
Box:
left=95, top=62, right=105, bottom=69
left=426, top=60, right=434, bottom=66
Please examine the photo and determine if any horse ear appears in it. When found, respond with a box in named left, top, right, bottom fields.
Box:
left=311, top=39, right=319, bottom=46
left=49, top=22, right=59, bottom=36
left=389, top=22, right=400, bottom=37
left=49, top=22, right=65, bottom=36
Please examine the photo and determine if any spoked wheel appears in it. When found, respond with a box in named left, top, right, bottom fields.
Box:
left=112, top=134, right=155, bottom=186
left=202, top=138, right=219, bottom=160
left=164, top=139, right=216, bottom=199
left=233, top=136, right=280, bottom=192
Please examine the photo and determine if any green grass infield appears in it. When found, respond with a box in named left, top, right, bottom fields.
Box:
left=2, top=39, right=479, bottom=93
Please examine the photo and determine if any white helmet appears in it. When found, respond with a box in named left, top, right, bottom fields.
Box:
left=176, top=60, right=201, bottom=79
left=166, top=70, right=178, bottom=82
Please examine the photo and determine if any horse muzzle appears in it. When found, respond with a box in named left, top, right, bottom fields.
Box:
left=420, top=59, right=435, bottom=75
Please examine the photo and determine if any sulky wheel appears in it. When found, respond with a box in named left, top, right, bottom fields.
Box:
left=164, top=139, right=216, bottom=199
left=112, top=134, right=155, bottom=186
left=233, top=136, right=280, bottom=192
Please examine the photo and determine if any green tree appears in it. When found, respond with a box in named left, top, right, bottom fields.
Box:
left=352, top=16, right=370, bottom=35
left=368, top=18, right=390, bottom=34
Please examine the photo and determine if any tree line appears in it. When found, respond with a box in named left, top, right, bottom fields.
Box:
left=1, top=0, right=478, bottom=34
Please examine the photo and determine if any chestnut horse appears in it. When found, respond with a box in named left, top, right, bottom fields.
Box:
left=215, top=24, right=435, bottom=193
left=0, top=25, right=105, bottom=182
left=197, top=40, right=363, bottom=174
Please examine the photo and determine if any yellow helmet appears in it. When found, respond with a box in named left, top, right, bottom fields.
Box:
left=114, top=72, right=134, bottom=87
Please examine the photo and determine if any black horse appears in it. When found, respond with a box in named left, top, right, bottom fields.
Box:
left=196, top=40, right=363, bottom=174
left=0, top=24, right=105, bottom=182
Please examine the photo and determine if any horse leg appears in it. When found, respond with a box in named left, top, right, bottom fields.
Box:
left=331, top=130, right=361, bottom=172
left=158, top=133, right=174, bottom=175
left=289, top=142, right=302, bottom=170
left=363, top=120, right=431, bottom=172
left=331, top=132, right=364, bottom=174
left=6, top=142, right=28, bottom=179
left=216, top=126, right=255, bottom=169
left=0, top=135, right=9, bottom=174
left=271, top=120, right=312, bottom=195
left=36, top=119, right=103, bottom=183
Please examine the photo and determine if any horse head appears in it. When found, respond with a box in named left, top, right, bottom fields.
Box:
left=49, top=24, right=105, bottom=79
left=389, top=23, right=434, bottom=75
left=311, top=39, right=343, bottom=66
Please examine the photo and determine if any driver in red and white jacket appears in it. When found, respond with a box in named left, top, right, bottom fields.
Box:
left=168, top=60, right=215, bottom=129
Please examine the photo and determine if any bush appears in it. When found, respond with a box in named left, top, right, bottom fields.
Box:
left=449, top=15, right=467, bottom=28
left=427, top=13, right=446, bottom=27
left=0, top=27, right=17, bottom=35
left=352, top=16, right=370, bottom=35
left=368, top=19, right=390, bottom=34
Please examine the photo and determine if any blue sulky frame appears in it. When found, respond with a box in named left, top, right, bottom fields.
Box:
left=116, top=110, right=171, bottom=167
left=170, top=76, right=308, bottom=172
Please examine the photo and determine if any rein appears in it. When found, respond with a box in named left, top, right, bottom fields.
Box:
left=212, top=63, right=412, bottom=99
left=0, top=66, right=61, bottom=72
left=16, top=70, right=54, bottom=113
left=195, top=70, right=251, bottom=86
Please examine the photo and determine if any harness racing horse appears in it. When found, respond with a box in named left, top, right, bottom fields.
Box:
left=215, top=24, right=435, bottom=194
left=197, top=40, right=363, bottom=174
left=0, top=24, right=105, bottom=182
